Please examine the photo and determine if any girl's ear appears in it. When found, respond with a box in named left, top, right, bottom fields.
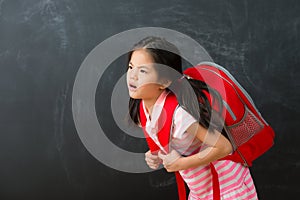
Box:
left=159, top=79, right=172, bottom=90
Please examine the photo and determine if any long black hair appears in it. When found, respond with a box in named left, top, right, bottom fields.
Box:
left=127, top=36, right=225, bottom=134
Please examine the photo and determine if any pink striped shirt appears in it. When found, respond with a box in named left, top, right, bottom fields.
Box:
left=143, top=91, right=258, bottom=199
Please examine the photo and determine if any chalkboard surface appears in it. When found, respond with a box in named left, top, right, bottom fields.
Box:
left=0, top=0, right=299, bottom=199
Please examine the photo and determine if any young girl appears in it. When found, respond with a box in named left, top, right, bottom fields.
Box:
left=126, top=36, right=258, bottom=200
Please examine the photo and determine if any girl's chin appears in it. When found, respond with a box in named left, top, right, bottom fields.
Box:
left=128, top=92, right=140, bottom=99
left=129, top=96, right=140, bottom=99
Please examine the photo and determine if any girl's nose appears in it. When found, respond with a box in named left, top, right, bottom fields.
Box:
left=129, top=69, right=138, bottom=80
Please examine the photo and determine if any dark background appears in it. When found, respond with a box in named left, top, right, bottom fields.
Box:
left=1, top=0, right=299, bottom=199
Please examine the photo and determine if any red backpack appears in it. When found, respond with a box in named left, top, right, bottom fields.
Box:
left=139, top=62, right=275, bottom=200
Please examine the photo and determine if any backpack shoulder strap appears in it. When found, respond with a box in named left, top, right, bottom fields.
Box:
left=139, top=93, right=187, bottom=200
left=139, top=92, right=178, bottom=153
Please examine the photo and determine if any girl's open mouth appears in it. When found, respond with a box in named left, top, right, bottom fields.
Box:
left=128, top=84, right=137, bottom=91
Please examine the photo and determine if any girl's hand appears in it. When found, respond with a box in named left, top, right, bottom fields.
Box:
left=158, top=149, right=182, bottom=172
left=145, top=150, right=162, bottom=169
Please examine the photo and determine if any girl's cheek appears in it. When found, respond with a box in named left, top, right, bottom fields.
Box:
left=126, top=73, right=132, bottom=83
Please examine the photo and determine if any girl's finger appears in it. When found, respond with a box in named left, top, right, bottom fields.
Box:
left=158, top=150, right=181, bottom=166
left=145, top=151, right=160, bottom=160
left=158, top=151, right=167, bottom=160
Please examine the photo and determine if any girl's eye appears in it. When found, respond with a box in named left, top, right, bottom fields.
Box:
left=140, top=69, right=147, bottom=74
left=128, top=65, right=133, bottom=70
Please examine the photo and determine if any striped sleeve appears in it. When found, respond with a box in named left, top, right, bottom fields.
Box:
left=172, top=106, right=197, bottom=139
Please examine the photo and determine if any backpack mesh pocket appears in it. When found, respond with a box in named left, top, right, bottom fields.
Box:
left=227, top=107, right=264, bottom=147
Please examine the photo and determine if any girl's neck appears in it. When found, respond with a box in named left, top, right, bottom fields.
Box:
left=143, top=90, right=164, bottom=118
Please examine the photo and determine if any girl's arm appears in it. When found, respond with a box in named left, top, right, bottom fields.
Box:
left=159, top=122, right=233, bottom=172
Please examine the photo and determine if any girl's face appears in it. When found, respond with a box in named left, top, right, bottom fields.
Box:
left=126, top=49, right=165, bottom=100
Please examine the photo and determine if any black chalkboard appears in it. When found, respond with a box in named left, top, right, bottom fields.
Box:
left=0, top=0, right=299, bottom=199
